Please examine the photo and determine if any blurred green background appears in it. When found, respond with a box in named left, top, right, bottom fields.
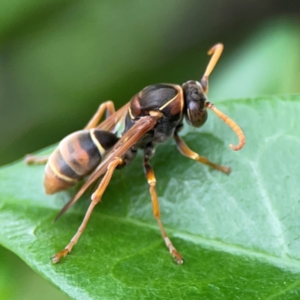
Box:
left=0, top=1, right=299, bottom=299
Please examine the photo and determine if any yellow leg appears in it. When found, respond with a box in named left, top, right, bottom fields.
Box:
left=174, top=132, right=230, bottom=174
left=52, top=157, right=123, bottom=263
left=143, top=158, right=183, bottom=264
left=84, top=101, right=115, bottom=130
left=25, top=154, right=49, bottom=165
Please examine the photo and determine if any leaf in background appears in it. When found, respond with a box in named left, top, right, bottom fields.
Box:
left=0, top=0, right=186, bottom=165
left=0, top=246, right=70, bottom=300
left=0, top=248, right=14, bottom=300
left=210, top=19, right=300, bottom=100
left=1, top=95, right=300, bottom=299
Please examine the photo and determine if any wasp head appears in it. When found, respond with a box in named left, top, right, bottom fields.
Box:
left=182, top=80, right=208, bottom=127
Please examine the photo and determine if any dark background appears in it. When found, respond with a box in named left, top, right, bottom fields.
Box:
left=0, top=1, right=299, bottom=299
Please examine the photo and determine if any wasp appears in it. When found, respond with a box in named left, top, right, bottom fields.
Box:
left=26, top=43, right=245, bottom=264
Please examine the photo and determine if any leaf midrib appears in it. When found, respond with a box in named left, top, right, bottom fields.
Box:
left=33, top=207, right=300, bottom=273
left=126, top=216, right=300, bottom=271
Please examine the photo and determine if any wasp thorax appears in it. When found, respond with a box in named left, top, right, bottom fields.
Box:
left=182, top=80, right=208, bottom=127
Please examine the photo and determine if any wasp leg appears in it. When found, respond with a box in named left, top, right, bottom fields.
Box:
left=143, top=154, right=183, bottom=264
left=52, top=157, right=124, bottom=263
left=174, top=132, right=231, bottom=174
left=25, top=154, right=49, bottom=165
left=84, top=101, right=115, bottom=130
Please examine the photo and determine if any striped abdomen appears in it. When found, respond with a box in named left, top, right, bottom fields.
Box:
left=44, top=129, right=119, bottom=194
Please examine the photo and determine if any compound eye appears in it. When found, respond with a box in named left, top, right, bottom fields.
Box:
left=185, top=101, right=207, bottom=127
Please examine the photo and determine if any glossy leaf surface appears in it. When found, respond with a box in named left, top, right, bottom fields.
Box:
left=1, top=96, right=300, bottom=299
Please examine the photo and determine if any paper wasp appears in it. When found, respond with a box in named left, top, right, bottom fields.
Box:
left=26, top=43, right=245, bottom=264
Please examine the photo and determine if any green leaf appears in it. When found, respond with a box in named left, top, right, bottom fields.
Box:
left=1, top=95, right=300, bottom=299
left=210, top=19, right=300, bottom=100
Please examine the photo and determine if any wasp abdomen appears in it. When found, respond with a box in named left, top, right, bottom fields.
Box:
left=44, top=129, right=119, bottom=194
